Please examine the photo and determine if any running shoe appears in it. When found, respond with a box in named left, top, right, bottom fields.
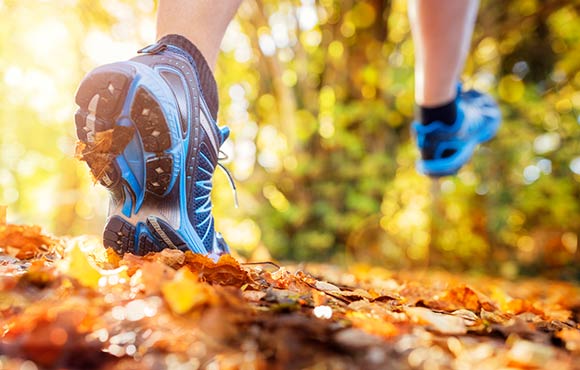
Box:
left=411, top=85, right=501, bottom=177
left=74, top=36, right=231, bottom=257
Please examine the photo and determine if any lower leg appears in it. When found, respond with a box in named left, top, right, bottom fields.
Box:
left=408, top=0, right=479, bottom=107
left=157, top=0, right=243, bottom=70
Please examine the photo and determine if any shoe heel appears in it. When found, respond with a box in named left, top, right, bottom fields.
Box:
left=75, top=64, right=134, bottom=120
left=103, top=215, right=136, bottom=255
left=103, top=215, right=160, bottom=255
left=75, top=64, right=136, bottom=189
left=146, top=216, right=189, bottom=251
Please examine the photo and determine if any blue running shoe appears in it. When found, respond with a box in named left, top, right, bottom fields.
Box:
left=411, top=85, right=501, bottom=177
left=74, top=36, right=231, bottom=257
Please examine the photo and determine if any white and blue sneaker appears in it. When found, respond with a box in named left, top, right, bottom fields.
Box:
left=411, top=85, right=501, bottom=177
left=74, top=35, right=232, bottom=256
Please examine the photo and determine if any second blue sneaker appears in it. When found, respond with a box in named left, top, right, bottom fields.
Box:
left=74, top=35, right=231, bottom=257
left=411, top=85, right=501, bottom=177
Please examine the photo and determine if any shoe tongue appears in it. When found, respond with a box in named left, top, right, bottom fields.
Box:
left=219, top=126, right=230, bottom=145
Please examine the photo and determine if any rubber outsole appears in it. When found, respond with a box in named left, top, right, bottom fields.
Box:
left=75, top=63, right=181, bottom=255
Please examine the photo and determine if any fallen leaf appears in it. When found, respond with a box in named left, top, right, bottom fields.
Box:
left=0, top=224, right=58, bottom=259
left=332, top=288, right=374, bottom=302
left=506, top=298, right=544, bottom=316
left=63, top=245, right=102, bottom=289
left=149, top=248, right=185, bottom=269
left=315, top=280, right=341, bottom=292
left=346, top=311, right=399, bottom=338
left=139, top=260, right=176, bottom=294
left=161, top=267, right=214, bottom=314
left=556, top=328, right=580, bottom=352
left=242, top=290, right=267, bottom=302
left=425, top=285, right=483, bottom=312
left=185, top=253, right=250, bottom=287
left=507, top=339, right=554, bottom=368
left=1, top=308, right=106, bottom=368
left=481, top=308, right=510, bottom=324
left=78, top=126, right=134, bottom=183
left=451, top=309, right=480, bottom=326
left=406, top=307, right=467, bottom=335
left=263, top=267, right=294, bottom=289
left=19, top=260, right=58, bottom=288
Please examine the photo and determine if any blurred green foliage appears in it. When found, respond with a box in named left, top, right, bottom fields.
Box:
left=0, top=0, right=578, bottom=278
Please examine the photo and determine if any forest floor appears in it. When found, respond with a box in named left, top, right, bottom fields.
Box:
left=0, top=223, right=579, bottom=370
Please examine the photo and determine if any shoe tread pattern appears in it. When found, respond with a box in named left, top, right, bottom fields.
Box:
left=103, top=216, right=135, bottom=255
left=75, top=69, right=133, bottom=189
left=75, top=66, right=177, bottom=255
left=130, top=88, right=174, bottom=197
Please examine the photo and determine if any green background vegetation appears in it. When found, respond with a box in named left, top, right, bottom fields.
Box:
left=0, top=0, right=578, bottom=278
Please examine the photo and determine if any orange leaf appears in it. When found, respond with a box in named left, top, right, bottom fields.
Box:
left=506, top=298, right=544, bottom=316
left=426, top=285, right=483, bottom=312
left=346, top=311, right=399, bottom=338
left=185, top=252, right=250, bottom=287
left=0, top=224, right=58, bottom=259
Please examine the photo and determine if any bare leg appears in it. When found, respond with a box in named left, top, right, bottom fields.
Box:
left=408, top=0, right=479, bottom=107
left=157, top=0, right=243, bottom=70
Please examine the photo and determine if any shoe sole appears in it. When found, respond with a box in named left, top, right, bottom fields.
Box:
left=75, top=62, right=191, bottom=255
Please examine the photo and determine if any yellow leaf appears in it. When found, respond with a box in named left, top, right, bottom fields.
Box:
left=162, top=267, right=210, bottom=314
left=66, top=245, right=102, bottom=289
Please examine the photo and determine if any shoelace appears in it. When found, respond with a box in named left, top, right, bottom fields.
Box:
left=217, top=150, right=239, bottom=208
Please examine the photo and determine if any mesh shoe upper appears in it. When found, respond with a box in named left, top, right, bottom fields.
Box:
left=411, top=85, right=501, bottom=177
left=131, top=43, right=230, bottom=254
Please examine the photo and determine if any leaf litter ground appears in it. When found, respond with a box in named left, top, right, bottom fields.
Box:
left=0, top=223, right=579, bottom=370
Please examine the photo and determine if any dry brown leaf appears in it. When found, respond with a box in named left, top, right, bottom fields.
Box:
left=77, top=126, right=135, bottom=183
left=0, top=224, right=57, bottom=259
left=506, top=298, right=545, bottom=316
left=1, top=307, right=104, bottom=368
left=481, top=308, right=511, bottom=324
left=106, top=247, right=122, bottom=267
left=314, top=280, right=341, bottom=292
left=406, top=307, right=467, bottom=335
left=74, top=140, right=87, bottom=160
left=139, top=260, right=177, bottom=294
left=148, top=248, right=186, bottom=269
left=425, top=285, right=483, bottom=312
left=185, top=252, right=250, bottom=287
left=332, top=289, right=374, bottom=302
left=93, top=129, right=114, bottom=153
left=20, top=259, right=58, bottom=288
left=346, top=311, right=399, bottom=338
left=242, top=290, right=267, bottom=302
